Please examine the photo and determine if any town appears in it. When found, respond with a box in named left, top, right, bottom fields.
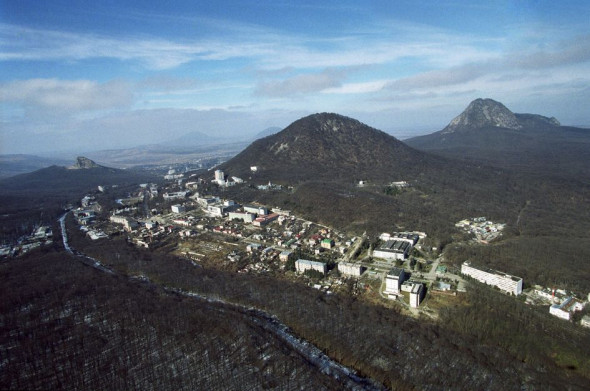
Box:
left=3, top=167, right=589, bottom=327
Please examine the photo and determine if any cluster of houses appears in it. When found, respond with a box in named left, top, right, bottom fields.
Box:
left=0, top=225, right=53, bottom=258
left=212, top=169, right=244, bottom=187
left=532, top=286, right=589, bottom=323
left=461, top=262, right=590, bottom=326
left=75, top=195, right=110, bottom=240
left=455, top=217, right=505, bottom=242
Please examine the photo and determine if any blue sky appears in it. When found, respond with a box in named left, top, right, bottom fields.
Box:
left=1, top=0, right=590, bottom=155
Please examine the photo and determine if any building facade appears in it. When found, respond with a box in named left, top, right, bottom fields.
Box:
left=228, top=212, right=256, bottom=223
left=373, top=240, right=411, bottom=260
left=171, top=204, right=186, bottom=213
left=384, top=267, right=406, bottom=295
left=410, top=283, right=424, bottom=308
left=338, top=262, right=363, bottom=277
left=109, top=215, right=138, bottom=231
left=461, top=261, right=523, bottom=295
left=295, top=259, right=327, bottom=275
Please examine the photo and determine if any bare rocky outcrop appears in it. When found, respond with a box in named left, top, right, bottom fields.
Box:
left=69, top=156, right=101, bottom=169
left=442, top=98, right=522, bottom=133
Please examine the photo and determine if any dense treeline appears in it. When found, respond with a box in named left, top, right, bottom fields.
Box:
left=70, top=226, right=590, bottom=390
left=0, top=250, right=344, bottom=390
left=0, top=194, right=65, bottom=243
left=222, top=168, right=590, bottom=292
left=440, top=283, right=590, bottom=374
left=444, top=236, right=590, bottom=294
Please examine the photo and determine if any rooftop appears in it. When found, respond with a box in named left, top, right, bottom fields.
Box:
left=378, top=240, right=411, bottom=253
left=462, top=261, right=522, bottom=282
left=387, top=267, right=405, bottom=277
left=296, top=259, right=325, bottom=267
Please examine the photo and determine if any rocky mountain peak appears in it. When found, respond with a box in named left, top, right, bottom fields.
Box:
left=443, top=98, right=522, bottom=134
left=69, top=156, right=101, bottom=169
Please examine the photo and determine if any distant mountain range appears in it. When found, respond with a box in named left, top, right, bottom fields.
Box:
left=162, top=131, right=221, bottom=147
left=252, top=126, right=282, bottom=140
left=0, top=125, right=283, bottom=178
left=163, top=126, right=283, bottom=147
left=405, top=98, right=590, bottom=178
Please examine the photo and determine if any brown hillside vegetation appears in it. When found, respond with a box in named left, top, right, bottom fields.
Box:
left=0, top=250, right=346, bottom=391
left=60, top=223, right=590, bottom=391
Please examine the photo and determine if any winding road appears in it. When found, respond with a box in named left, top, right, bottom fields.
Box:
left=59, top=212, right=386, bottom=391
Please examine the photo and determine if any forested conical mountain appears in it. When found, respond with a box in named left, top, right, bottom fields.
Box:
left=405, top=98, right=590, bottom=178
left=221, top=113, right=436, bottom=182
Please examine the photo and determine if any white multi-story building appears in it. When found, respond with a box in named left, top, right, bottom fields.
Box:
left=207, top=204, right=226, bottom=217
left=244, top=205, right=268, bottom=215
left=163, top=191, right=189, bottom=201
left=279, top=251, right=293, bottom=263
left=214, top=170, right=225, bottom=182
left=196, top=195, right=220, bottom=207
left=461, top=261, right=523, bottom=295
left=410, top=283, right=424, bottom=308
left=228, top=212, right=256, bottom=223
left=109, top=215, right=138, bottom=231
left=390, top=232, right=420, bottom=245
left=171, top=204, right=186, bottom=213
left=295, top=259, right=327, bottom=275
left=384, top=267, right=406, bottom=295
left=338, top=262, right=364, bottom=277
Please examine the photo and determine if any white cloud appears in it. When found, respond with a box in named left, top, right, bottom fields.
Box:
left=0, top=78, right=133, bottom=113
left=254, top=69, right=348, bottom=97
left=0, top=23, right=272, bottom=70
left=322, top=80, right=390, bottom=94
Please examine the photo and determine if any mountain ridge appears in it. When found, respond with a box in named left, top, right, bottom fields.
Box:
left=441, top=98, right=560, bottom=134
left=405, top=98, right=590, bottom=178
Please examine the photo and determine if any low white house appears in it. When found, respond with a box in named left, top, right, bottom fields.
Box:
left=549, top=297, right=585, bottom=321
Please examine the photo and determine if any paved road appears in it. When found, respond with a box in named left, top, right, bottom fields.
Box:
left=344, top=232, right=366, bottom=262
left=426, top=256, right=442, bottom=280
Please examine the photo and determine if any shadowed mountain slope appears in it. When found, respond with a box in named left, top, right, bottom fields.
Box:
left=405, top=98, right=590, bottom=178
left=221, top=113, right=440, bottom=183
left=0, top=157, right=152, bottom=195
